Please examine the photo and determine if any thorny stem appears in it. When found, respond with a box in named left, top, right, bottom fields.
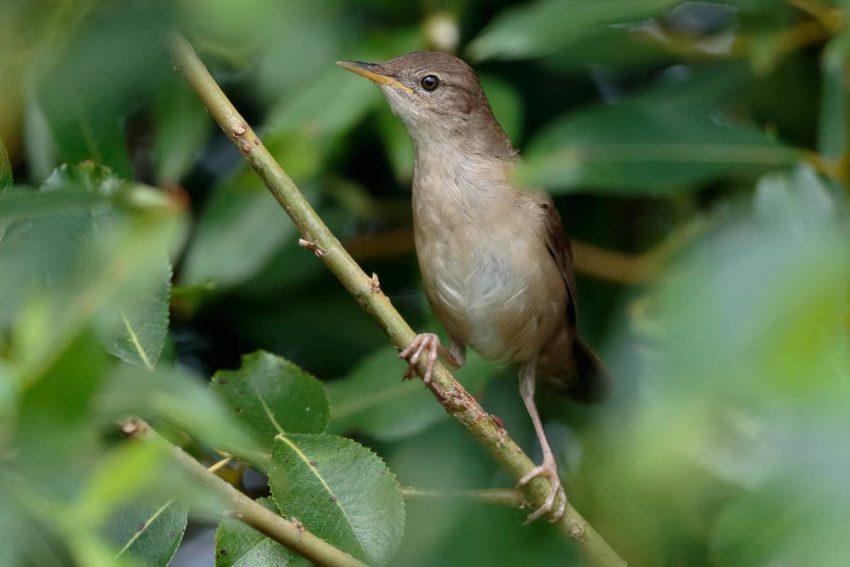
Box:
left=169, top=32, right=626, bottom=566
left=121, top=419, right=366, bottom=567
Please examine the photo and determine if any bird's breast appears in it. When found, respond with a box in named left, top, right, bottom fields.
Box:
left=412, top=169, right=566, bottom=363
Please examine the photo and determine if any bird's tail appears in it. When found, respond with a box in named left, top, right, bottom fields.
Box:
left=565, top=336, right=611, bottom=404
left=539, top=334, right=611, bottom=404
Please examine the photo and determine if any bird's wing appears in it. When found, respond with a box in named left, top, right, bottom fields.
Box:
left=537, top=193, right=612, bottom=403
left=540, top=195, right=578, bottom=324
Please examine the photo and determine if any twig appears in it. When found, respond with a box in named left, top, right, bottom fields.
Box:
left=401, top=487, right=524, bottom=508
left=169, top=32, right=625, bottom=566
left=120, top=419, right=365, bottom=567
left=207, top=455, right=233, bottom=474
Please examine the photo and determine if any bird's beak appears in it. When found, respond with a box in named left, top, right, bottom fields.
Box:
left=336, top=60, right=413, bottom=94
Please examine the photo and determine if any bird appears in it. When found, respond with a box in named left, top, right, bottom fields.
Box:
left=338, top=51, right=609, bottom=523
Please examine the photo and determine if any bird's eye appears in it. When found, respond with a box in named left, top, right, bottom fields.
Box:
left=420, top=75, right=440, bottom=91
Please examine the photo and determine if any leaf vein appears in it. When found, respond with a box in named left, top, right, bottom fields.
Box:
left=275, top=435, right=365, bottom=556
left=122, top=313, right=154, bottom=370
left=115, top=499, right=173, bottom=558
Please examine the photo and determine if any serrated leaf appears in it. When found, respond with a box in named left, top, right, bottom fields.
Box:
left=103, top=500, right=188, bottom=567
left=327, top=346, right=499, bottom=441
left=0, top=163, right=177, bottom=369
left=215, top=498, right=292, bottom=567
left=468, top=0, right=682, bottom=61
left=212, top=351, right=330, bottom=451
left=269, top=433, right=405, bottom=566
left=107, top=262, right=171, bottom=370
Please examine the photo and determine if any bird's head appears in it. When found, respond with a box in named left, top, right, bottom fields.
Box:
left=338, top=51, right=513, bottom=157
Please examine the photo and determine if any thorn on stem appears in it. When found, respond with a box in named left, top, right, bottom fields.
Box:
left=119, top=418, right=147, bottom=438
left=370, top=272, right=381, bottom=293
left=298, top=238, right=325, bottom=258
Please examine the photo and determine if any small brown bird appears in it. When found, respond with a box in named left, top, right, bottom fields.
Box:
left=338, top=52, right=609, bottom=522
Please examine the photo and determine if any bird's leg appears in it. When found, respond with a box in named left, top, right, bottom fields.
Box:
left=517, top=362, right=567, bottom=523
left=399, top=334, right=465, bottom=384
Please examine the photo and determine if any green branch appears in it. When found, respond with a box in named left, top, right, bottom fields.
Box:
left=168, top=32, right=625, bottom=566
left=121, top=419, right=366, bottom=567
left=401, top=487, right=525, bottom=508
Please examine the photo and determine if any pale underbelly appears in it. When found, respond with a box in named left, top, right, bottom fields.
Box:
left=419, top=237, right=566, bottom=363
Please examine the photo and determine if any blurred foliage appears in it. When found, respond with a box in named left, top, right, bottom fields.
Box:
left=1, top=0, right=850, bottom=566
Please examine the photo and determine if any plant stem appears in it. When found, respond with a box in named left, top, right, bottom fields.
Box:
left=401, top=487, right=525, bottom=508
left=121, top=419, right=366, bottom=567
left=169, top=32, right=625, bottom=566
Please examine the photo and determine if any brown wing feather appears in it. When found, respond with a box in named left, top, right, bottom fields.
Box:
left=539, top=196, right=611, bottom=404
left=540, top=197, right=578, bottom=324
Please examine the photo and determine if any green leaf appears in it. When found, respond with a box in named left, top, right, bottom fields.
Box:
left=468, top=0, right=682, bottom=61
left=215, top=498, right=292, bottom=567
left=107, top=262, right=171, bottom=370
left=74, top=442, right=187, bottom=566
left=0, top=138, right=11, bottom=192
left=179, top=176, right=295, bottom=288
left=269, top=433, right=405, bottom=565
left=753, top=167, right=836, bottom=226
left=103, top=500, right=188, bottom=567
left=0, top=163, right=180, bottom=370
left=518, top=68, right=799, bottom=193
left=327, top=346, right=499, bottom=441
left=12, top=329, right=111, bottom=497
left=77, top=442, right=168, bottom=524
left=33, top=7, right=172, bottom=178
left=152, top=78, right=210, bottom=185
left=212, top=351, right=330, bottom=452
left=0, top=491, right=21, bottom=567
left=0, top=189, right=105, bottom=227
left=819, top=31, right=850, bottom=160
left=101, top=363, right=261, bottom=462
left=479, top=74, right=523, bottom=143
left=42, top=161, right=123, bottom=195
left=538, top=25, right=674, bottom=71
left=181, top=67, right=381, bottom=291
left=377, top=105, right=414, bottom=184
left=23, top=98, right=57, bottom=182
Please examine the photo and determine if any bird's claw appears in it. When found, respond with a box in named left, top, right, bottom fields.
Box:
left=399, top=333, right=441, bottom=384
left=518, top=460, right=567, bottom=524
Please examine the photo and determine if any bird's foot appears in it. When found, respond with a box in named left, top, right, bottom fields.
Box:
left=399, top=333, right=443, bottom=385
left=518, top=457, right=567, bottom=524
